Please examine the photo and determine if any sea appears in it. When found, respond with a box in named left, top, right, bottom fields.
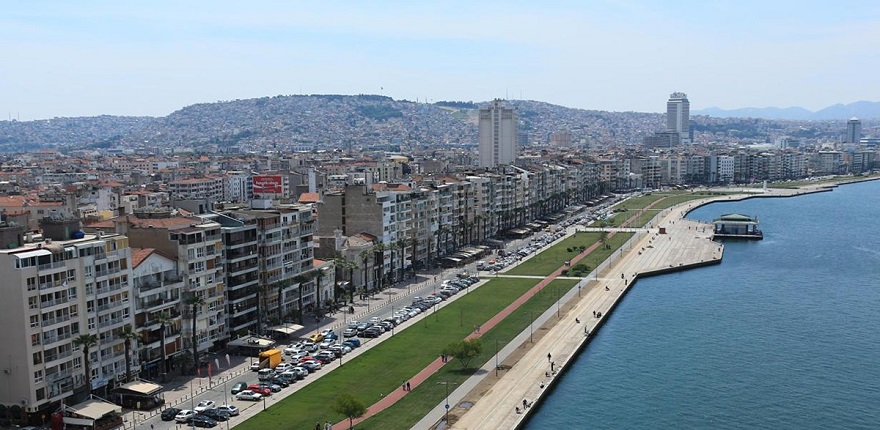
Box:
left=525, top=180, right=880, bottom=429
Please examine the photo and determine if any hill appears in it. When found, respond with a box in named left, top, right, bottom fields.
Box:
left=694, top=100, right=880, bottom=120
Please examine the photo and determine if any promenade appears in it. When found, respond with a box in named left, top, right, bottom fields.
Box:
left=440, top=186, right=841, bottom=429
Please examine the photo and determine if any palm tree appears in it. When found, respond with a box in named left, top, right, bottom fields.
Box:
left=73, top=333, right=98, bottom=396
left=119, top=325, right=141, bottom=383
left=155, top=311, right=173, bottom=375
left=359, top=249, right=372, bottom=297
left=333, top=256, right=359, bottom=304
left=291, top=275, right=308, bottom=324
left=372, top=243, right=387, bottom=292
left=273, top=279, right=294, bottom=324
left=184, top=294, right=205, bottom=375
left=314, top=269, right=326, bottom=316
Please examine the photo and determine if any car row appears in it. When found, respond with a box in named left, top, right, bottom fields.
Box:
left=165, top=403, right=240, bottom=427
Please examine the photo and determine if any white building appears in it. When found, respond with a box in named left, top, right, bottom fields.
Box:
left=478, top=99, right=519, bottom=167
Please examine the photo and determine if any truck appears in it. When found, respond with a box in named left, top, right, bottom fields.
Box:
left=258, top=349, right=282, bottom=369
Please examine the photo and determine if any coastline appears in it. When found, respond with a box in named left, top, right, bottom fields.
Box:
left=436, top=181, right=858, bottom=430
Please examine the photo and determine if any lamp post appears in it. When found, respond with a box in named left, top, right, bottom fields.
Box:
left=437, top=380, right=458, bottom=426
left=530, top=311, right=534, bottom=343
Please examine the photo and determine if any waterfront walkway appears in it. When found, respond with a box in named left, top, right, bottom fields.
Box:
left=441, top=200, right=721, bottom=429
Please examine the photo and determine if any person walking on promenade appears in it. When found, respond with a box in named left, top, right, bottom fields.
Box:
left=547, top=353, right=552, bottom=362
left=406, top=381, right=411, bottom=391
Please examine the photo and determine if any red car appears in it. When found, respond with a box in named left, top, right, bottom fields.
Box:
left=247, top=384, right=272, bottom=396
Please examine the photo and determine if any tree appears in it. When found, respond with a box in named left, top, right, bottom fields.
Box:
left=442, top=338, right=483, bottom=370
left=291, top=275, right=309, bottom=324
left=331, top=393, right=367, bottom=429
left=119, top=324, right=141, bottom=383
left=73, top=333, right=98, bottom=396
left=359, top=248, right=372, bottom=296
left=155, top=311, right=173, bottom=375
left=314, top=268, right=327, bottom=316
left=333, top=256, right=359, bottom=304
left=184, top=294, right=205, bottom=375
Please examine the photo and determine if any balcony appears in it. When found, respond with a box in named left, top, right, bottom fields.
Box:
left=45, top=349, right=73, bottom=364
left=98, top=317, right=125, bottom=329
left=42, top=314, right=72, bottom=327
left=38, top=260, right=66, bottom=271
left=43, top=331, right=75, bottom=346
left=97, top=300, right=126, bottom=312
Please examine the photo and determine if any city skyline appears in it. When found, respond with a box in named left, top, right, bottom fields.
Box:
left=3, top=1, right=879, bottom=120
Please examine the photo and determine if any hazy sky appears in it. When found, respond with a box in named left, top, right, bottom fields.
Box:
left=3, top=1, right=879, bottom=120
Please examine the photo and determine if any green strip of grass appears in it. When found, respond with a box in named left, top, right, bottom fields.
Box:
left=356, top=278, right=579, bottom=430
left=504, top=232, right=602, bottom=276
left=235, top=277, right=559, bottom=430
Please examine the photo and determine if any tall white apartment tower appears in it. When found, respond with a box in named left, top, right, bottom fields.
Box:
left=846, top=117, right=862, bottom=144
left=479, top=99, right=519, bottom=168
left=666, top=92, right=691, bottom=144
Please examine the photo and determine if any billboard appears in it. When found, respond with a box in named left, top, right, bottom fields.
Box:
left=253, top=175, right=283, bottom=194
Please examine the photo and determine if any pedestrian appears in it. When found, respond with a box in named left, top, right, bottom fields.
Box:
left=584, top=327, right=589, bottom=336
left=402, top=381, right=407, bottom=391
left=547, top=352, right=551, bottom=362
left=406, top=381, right=411, bottom=391
left=316, top=422, right=322, bottom=430
left=326, top=421, right=333, bottom=430
left=575, top=318, right=580, bottom=324
left=523, top=399, right=528, bottom=409
left=551, top=362, right=555, bottom=372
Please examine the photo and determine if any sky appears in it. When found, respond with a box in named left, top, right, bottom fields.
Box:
left=2, top=0, right=880, bottom=121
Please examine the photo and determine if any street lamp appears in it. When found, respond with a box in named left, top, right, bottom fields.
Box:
left=437, top=380, right=458, bottom=426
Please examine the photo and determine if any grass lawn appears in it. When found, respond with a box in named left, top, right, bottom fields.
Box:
left=357, top=278, right=578, bottom=430
left=235, top=277, right=571, bottom=430
left=504, top=231, right=633, bottom=278
left=504, top=232, right=602, bottom=276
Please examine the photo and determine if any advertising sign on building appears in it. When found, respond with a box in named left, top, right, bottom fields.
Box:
left=253, top=175, right=283, bottom=194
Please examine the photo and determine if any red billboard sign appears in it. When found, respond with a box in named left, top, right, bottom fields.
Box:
left=253, top=175, right=283, bottom=194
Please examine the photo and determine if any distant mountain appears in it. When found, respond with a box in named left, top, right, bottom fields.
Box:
left=694, top=101, right=880, bottom=120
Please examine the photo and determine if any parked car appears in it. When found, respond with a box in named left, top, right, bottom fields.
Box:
left=246, top=384, right=272, bottom=396
left=270, top=377, right=290, bottom=387
left=343, top=338, right=361, bottom=348
left=308, top=333, right=324, bottom=343
left=363, top=326, right=383, bottom=338
left=315, top=351, right=336, bottom=363
left=342, top=327, right=358, bottom=337
left=275, top=363, right=294, bottom=372
left=259, top=383, right=282, bottom=393
left=174, top=409, right=196, bottom=423
left=249, top=362, right=262, bottom=371
left=258, top=368, right=276, bottom=381
left=199, top=408, right=229, bottom=422
left=194, top=400, right=216, bottom=413
left=161, top=407, right=181, bottom=421
left=216, top=404, right=239, bottom=416
left=320, top=329, right=336, bottom=337
left=230, top=382, right=248, bottom=395
left=279, top=370, right=301, bottom=380
left=300, top=360, right=322, bottom=372
left=235, top=390, right=262, bottom=401
left=292, top=366, right=310, bottom=378
left=190, top=415, right=218, bottom=428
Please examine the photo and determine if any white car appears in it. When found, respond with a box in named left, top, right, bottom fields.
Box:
left=275, top=363, right=294, bottom=372
left=216, top=404, right=239, bottom=416
left=175, top=409, right=196, bottom=423
left=235, top=390, right=262, bottom=401
left=194, top=400, right=216, bottom=413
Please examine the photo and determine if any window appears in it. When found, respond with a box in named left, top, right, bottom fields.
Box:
left=67, top=269, right=76, bottom=282
left=31, top=334, right=40, bottom=347
left=30, top=315, right=39, bottom=328
left=84, top=266, right=93, bottom=278
left=28, top=296, right=38, bottom=310
left=33, top=352, right=42, bottom=365
left=87, top=317, right=95, bottom=330
left=34, top=370, right=43, bottom=384
left=36, top=388, right=45, bottom=401
left=27, top=277, right=37, bottom=291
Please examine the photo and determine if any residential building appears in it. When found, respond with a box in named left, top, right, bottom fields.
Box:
left=478, top=99, right=519, bottom=168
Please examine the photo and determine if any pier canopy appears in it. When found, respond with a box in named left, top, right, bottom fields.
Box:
left=713, top=213, right=762, bottom=238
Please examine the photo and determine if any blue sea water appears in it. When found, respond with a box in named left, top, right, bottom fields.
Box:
left=525, top=181, right=880, bottom=429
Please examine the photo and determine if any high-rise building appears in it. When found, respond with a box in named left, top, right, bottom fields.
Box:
left=846, top=117, right=862, bottom=144
left=666, top=92, right=690, bottom=145
left=0, top=228, right=134, bottom=419
left=479, top=99, right=519, bottom=167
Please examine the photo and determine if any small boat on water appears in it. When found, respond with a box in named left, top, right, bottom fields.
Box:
left=712, top=213, right=763, bottom=240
